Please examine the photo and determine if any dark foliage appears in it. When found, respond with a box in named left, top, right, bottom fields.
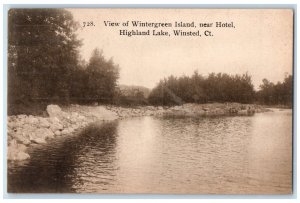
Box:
left=256, top=74, right=293, bottom=107
left=70, top=49, right=119, bottom=104
left=148, top=71, right=255, bottom=105
left=8, top=9, right=82, bottom=105
left=8, top=9, right=120, bottom=114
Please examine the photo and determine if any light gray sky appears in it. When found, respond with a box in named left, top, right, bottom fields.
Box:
left=69, top=9, right=293, bottom=90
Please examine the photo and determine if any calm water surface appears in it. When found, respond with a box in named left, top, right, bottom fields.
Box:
left=8, top=109, right=292, bottom=194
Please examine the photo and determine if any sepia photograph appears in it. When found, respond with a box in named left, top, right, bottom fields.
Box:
left=6, top=8, right=293, bottom=195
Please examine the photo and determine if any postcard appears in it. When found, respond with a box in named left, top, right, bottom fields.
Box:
left=6, top=8, right=293, bottom=194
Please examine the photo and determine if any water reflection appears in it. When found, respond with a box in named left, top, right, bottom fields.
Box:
left=8, top=121, right=118, bottom=193
left=7, top=110, right=292, bottom=194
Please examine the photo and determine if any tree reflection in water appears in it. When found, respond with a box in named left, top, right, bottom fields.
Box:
left=7, top=121, right=118, bottom=193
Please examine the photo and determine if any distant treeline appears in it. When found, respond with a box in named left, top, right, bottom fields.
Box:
left=149, top=72, right=255, bottom=105
left=7, top=9, right=293, bottom=115
left=148, top=72, right=293, bottom=107
left=256, top=76, right=293, bottom=106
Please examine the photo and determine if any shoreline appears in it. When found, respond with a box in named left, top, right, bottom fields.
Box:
left=7, top=103, right=270, bottom=161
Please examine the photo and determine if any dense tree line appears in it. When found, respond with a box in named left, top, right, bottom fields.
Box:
left=148, top=72, right=293, bottom=106
left=8, top=9, right=119, bottom=114
left=256, top=74, right=293, bottom=106
left=7, top=9, right=293, bottom=115
left=148, top=72, right=256, bottom=105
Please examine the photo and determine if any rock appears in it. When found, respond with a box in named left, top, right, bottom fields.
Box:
left=29, top=128, right=53, bottom=144
left=78, top=115, right=86, bottom=120
left=171, top=106, right=183, bottom=111
left=71, top=112, right=79, bottom=117
left=8, top=139, right=27, bottom=151
left=15, top=133, right=31, bottom=145
left=81, top=121, right=88, bottom=126
left=49, top=117, right=61, bottom=124
left=7, top=141, right=30, bottom=161
left=46, top=105, right=62, bottom=118
left=7, top=121, right=14, bottom=129
left=16, top=151, right=30, bottom=160
left=17, top=143, right=27, bottom=151
left=54, top=130, right=61, bottom=136
left=156, top=109, right=165, bottom=115
left=30, top=137, right=46, bottom=144
left=88, top=106, right=118, bottom=121
left=71, top=123, right=79, bottom=129
left=35, top=128, right=54, bottom=139
left=49, top=121, right=63, bottom=132
left=196, top=110, right=206, bottom=116
left=10, top=142, right=27, bottom=152
left=61, top=128, right=70, bottom=135
left=9, top=120, right=22, bottom=128
left=27, top=116, right=39, bottom=124
left=68, top=127, right=74, bottom=133
left=7, top=131, right=13, bottom=141
left=17, top=114, right=27, bottom=119
left=7, top=150, right=30, bottom=161
left=69, top=117, right=78, bottom=124
left=255, top=109, right=262, bottom=113
left=229, top=108, right=238, bottom=114
left=39, top=118, right=50, bottom=128
left=237, top=109, right=248, bottom=115
left=21, top=123, right=35, bottom=131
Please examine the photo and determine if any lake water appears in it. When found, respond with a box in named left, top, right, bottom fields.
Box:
left=7, top=109, right=292, bottom=194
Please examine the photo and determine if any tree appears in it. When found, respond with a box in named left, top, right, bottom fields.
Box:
left=256, top=75, right=293, bottom=106
left=8, top=9, right=81, bottom=104
left=85, top=48, right=119, bottom=103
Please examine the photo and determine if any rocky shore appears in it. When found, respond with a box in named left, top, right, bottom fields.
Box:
left=7, top=103, right=269, bottom=161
